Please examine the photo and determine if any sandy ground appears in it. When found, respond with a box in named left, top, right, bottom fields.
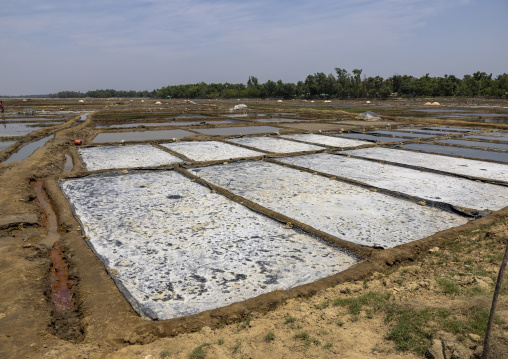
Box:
left=0, top=97, right=507, bottom=359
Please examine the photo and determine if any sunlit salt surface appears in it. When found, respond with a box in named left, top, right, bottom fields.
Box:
left=161, top=141, right=264, bottom=162
left=343, top=147, right=508, bottom=182
left=190, top=161, right=467, bottom=248
left=227, top=136, right=325, bottom=153
left=78, top=145, right=184, bottom=171
left=60, top=171, right=358, bottom=320
left=280, top=134, right=370, bottom=147
left=92, top=129, right=194, bottom=143
left=278, top=153, right=508, bottom=211
left=0, top=141, right=16, bottom=152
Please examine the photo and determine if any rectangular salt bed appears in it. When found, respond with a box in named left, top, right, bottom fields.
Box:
left=60, top=171, right=358, bottom=320
left=280, top=134, right=370, bottom=147
left=190, top=161, right=468, bottom=248
left=161, top=141, right=264, bottom=162
left=78, top=145, right=184, bottom=171
left=227, top=136, right=325, bottom=153
left=343, top=147, right=508, bottom=182
left=92, top=129, right=194, bottom=143
left=278, top=153, right=508, bottom=211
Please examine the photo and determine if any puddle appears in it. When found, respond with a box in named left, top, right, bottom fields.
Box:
left=280, top=134, right=370, bottom=147
left=161, top=141, right=263, bottom=162
left=372, top=130, right=437, bottom=138
left=0, top=123, right=58, bottom=137
left=436, top=139, right=508, bottom=151
left=97, top=120, right=240, bottom=128
left=79, top=144, right=184, bottom=171
left=78, top=112, right=90, bottom=122
left=343, top=147, right=508, bottom=182
left=227, top=136, right=325, bottom=153
left=63, top=154, right=74, bottom=173
left=2, top=135, right=53, bottom=164
left=32, top=180, right=60, bottom=248
left=401, top=143, right=508, bottom=163
left=92, top=129, right=194, bottom=143
left=333, top=133, right=404, bottom=143
left=278, top=153, right=508, bottom=211
left=0, top=140, right=16, bottom=152
left=194, top=126, right=280, bottom=136
left=190, top=161, right=468, bottom=249
left=60, top=171, right=358, bottom=320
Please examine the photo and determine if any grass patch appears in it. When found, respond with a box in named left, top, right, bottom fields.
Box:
left=435, top=277, right=461, bottom=295
left=232, top=340, right=242, bottom=354
left=333, top=292, right=391, bottom=315
left=314, top=299, right=330, bottom=310
left=265, top=331, right=275, bottom=342
left=236, top=316, right=252, bottom=332
left=284, top=316, right=296, bottom=324
left=217, top=338, right=224, bottom=345
left=385, top=308, right=434, bottom=356
left=189, top=343, right=210, bottom=359
left=160, top=350, right=171, bottom=358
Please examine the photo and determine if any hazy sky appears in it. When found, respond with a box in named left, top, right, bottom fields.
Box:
left=1, top=0, right=506, bottom=95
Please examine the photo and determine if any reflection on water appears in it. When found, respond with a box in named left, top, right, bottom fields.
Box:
left=402, top=143, right=508, bottom=163
left=2, top=136, right=54, bottom=163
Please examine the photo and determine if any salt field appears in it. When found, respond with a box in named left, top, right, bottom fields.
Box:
left=60, top=171, right=358, bottom=320
left=227, top=136, right=325, bottom=153
left=280, top=133, right=370, bottom=147
left=194, top=126, right=280, bottom=136
left=401, top=143, right=508, bottom=163
left=92, top=129, right=195, bottom=143
left=343, top=147, right=508, bottom=182
left=161, top=140, right=264, bottom=162
left=78, top=145, right=184, bottom=171
left=278, top=153, right=508, bottom=210
left=190, top=161, right=468, bottom=248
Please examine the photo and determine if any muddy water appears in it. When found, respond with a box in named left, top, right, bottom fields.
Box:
left=0, top=123, right=53, bottom=137
left=32, top=180, right=60, bottom=248
left=32, top=180, right=82, bottom=340
left=2, top=136, right=53, bottom=164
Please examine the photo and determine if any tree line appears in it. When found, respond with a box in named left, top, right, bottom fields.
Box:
left=3, top=70, right=506, bottom=99
left=156, top=70, right=508, bottom=99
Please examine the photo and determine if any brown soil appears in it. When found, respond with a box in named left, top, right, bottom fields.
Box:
left=0, top=97, right=507, bottom=359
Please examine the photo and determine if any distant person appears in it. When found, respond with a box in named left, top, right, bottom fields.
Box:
left=0, top=101, right=4, bottom=113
